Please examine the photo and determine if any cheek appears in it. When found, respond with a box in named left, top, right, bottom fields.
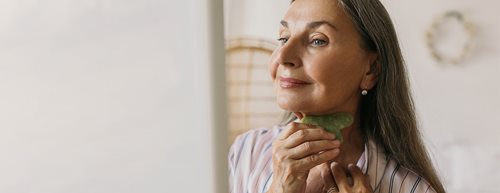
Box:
left=305, top=58, right=337, bottom=83
left=307, top=57, right=361, bottom=90
left=268, top=51, right=279, bottom=80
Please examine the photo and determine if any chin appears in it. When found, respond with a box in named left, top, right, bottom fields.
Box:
left=276, top=95, right=307, bottom=112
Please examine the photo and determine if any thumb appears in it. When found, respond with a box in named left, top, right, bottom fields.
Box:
left=331, top=162, right=349, bottom=191
left=294, top=112, right=305, bottom=120
left=319, top=163, right=337, bottom=192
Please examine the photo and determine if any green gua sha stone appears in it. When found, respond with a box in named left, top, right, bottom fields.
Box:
left=300, top=112, right=354, bottom=142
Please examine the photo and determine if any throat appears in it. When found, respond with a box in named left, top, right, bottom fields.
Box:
left=331, top=126, right=365, bottom=167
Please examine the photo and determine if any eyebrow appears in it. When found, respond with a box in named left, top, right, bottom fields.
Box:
left=280, top=20, right=337, bottom=30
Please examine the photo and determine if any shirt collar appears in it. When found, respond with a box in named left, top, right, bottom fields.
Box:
left=356, top=139, right=389, bottom=190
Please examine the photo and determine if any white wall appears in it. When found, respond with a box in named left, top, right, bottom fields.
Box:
left=225, top=0, right=500, bottom=192
left=0, top=0, right=227, bottom=193
left=225, top=0, right=288, bottom=40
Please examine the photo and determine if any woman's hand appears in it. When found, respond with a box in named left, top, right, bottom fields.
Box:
left=304, top=163, right=338, bottom=193
left=330, top=162, right=373, bottom=193
left=267, top=122, right=341, bottom=193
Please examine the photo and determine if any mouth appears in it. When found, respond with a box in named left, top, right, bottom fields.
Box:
left=279, top=76, right=311, bottom=88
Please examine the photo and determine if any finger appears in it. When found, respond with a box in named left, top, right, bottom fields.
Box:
left=287, top=140, right=340, bottom=159
left=284, top=128, right=337, bottom=148
left=348, top=164, right=374, bottom=192
left=331, top=162, right=350, bottom=192
left=277, top=122, right=306, bottom=140
left=318, top=163, right=337, bottom=191
left=364, top=174, right=373, bottom=191
left=295, top=149, right=340, bottom=171
left=347, top=164, right=365, bottom=186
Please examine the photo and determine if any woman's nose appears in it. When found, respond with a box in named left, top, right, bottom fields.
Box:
left=275, top=39, right=301, bottom=68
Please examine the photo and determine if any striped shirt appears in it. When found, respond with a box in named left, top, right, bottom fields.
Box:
left=228, top=126, right=437, bottom=193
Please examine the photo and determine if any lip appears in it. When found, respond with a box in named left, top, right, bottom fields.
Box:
left=279, top=77, right=311, bottom=88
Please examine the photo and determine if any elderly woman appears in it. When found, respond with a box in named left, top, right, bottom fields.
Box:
left=228, top=0, right=446, bottom=193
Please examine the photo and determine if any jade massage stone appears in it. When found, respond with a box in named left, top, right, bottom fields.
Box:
left=300, top=112, right=353, bottom=142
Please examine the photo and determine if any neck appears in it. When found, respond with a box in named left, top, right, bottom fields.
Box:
left=294, top=111, right=366, bottom=167
left=331, top=121, right=365, bottom=168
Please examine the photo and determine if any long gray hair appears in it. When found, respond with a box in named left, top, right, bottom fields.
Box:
left=283, top=0, right=445, bottom=192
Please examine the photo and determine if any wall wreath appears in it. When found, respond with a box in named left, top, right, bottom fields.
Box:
left=426, top=10, right=475, bottom=65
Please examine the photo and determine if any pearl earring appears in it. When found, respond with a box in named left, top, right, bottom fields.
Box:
left=361, top=89, right=368, bottom=95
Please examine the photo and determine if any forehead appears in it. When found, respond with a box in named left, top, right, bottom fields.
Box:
left=284, top=0, right=346, bottom=25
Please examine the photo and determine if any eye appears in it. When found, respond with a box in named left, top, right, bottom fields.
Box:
left=277, top=37, right=289, bottom=45
left=311, top=39, right=327, bottom=47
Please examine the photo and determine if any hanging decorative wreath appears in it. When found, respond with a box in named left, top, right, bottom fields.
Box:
left=426, top=10, right=475, bottom=65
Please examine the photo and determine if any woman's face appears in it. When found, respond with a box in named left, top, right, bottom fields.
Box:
left=269, top=0, right=377, bottom=116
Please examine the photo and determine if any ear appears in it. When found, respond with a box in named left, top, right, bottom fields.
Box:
left=360, top=54, right=379, bottom=90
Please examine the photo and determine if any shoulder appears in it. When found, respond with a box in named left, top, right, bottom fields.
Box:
left=228, top=126, right=283, bottom=193
left=228, top=126, right=283, bottom=168
left=380, top=159, right=437, bottom=193
left=366, top=140, right=438, bottom=193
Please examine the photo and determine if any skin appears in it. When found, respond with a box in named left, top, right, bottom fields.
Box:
left=267, top=0, right=379, bottom=192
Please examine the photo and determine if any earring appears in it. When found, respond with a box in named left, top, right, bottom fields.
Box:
left=361, top=89, right=368, bottom=95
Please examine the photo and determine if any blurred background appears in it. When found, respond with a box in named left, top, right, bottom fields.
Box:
left=224, top=0, right=500, bottom=193
left=0, top=0, right=226, bottom=193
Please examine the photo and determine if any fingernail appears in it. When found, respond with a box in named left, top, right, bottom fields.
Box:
left=331, top=140, right=341, bottom=146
